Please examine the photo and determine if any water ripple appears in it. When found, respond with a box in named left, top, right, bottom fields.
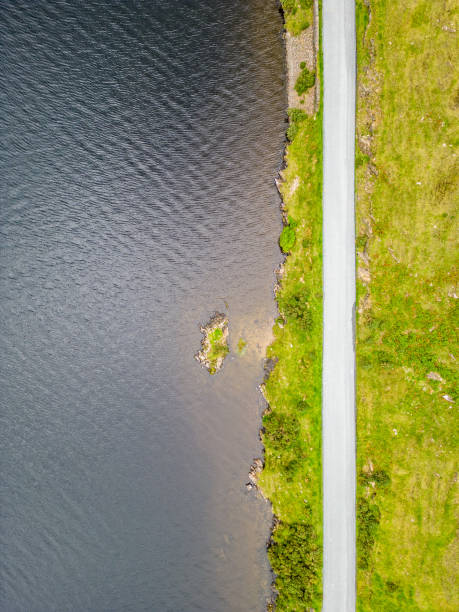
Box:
left=0, top=1, right=285, bottom=610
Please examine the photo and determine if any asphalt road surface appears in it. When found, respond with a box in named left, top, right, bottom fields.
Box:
left=322, top=1, right=356, bottom=610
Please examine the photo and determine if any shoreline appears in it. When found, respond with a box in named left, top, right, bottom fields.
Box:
left=258, top=1, right=324, bottom=609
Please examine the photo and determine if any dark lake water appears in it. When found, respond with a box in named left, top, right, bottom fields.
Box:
left=0, top=1, right=285, bottom=610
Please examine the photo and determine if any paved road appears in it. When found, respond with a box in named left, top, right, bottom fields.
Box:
left=322, top=1, right=356, bottom=610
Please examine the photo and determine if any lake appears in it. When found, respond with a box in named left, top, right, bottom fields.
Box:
left=0, top=1, right=285, bottom=610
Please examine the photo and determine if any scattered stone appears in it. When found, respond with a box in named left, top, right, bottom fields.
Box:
left=358, top=265, right=371, bottom=284
left=289, top=175, right=300, bottom=196
left=358, top=292, right=371, bottom=314
left=248, top=458, right=264, bottom=485
left=275, top=263, right=285, bottom=281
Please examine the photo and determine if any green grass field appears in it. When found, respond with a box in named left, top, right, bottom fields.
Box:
left=355, top=1, right=458, bottom=609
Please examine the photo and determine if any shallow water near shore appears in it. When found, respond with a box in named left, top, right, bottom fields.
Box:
left=0, top=1, right=285, bottom=610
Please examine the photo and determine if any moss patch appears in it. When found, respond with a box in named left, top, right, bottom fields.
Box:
left=236, top=337, right=247, bottom=355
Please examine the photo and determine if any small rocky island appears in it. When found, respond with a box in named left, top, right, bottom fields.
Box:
left=195, top=313, right=229, bottom=375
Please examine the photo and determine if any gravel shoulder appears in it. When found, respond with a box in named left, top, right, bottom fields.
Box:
left=285, top=2, right=319, bottom=114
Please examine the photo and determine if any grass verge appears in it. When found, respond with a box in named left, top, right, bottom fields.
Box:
left=355, top=1, right=458, bottom=609
left=259, top=6, right=323, bottom=608
left=280, top=0, right=313, bottom=36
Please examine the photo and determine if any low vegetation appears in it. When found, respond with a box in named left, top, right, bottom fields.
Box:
left=280, top=0, right=313, bottom=36
left=355, top=1, right=458, bottom=609
left=268, top=518, right=321, bottom=606
left=259, top=33, right=323, bottom=609
left=279, top=225, right=296, bottom=253
left=294, top=64, right=315, bottom=96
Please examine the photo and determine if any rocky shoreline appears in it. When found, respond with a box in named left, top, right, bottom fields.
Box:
left=246, top=458, right=264, bottom=492
left=255, top=2, right=322, bottom=610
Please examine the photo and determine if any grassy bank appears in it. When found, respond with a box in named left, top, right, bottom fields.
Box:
left=259, top=3, right=323, bottom=609
left=355, top=1, right=458, bottom=609
left=281, top=0, right=314, bottom=36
